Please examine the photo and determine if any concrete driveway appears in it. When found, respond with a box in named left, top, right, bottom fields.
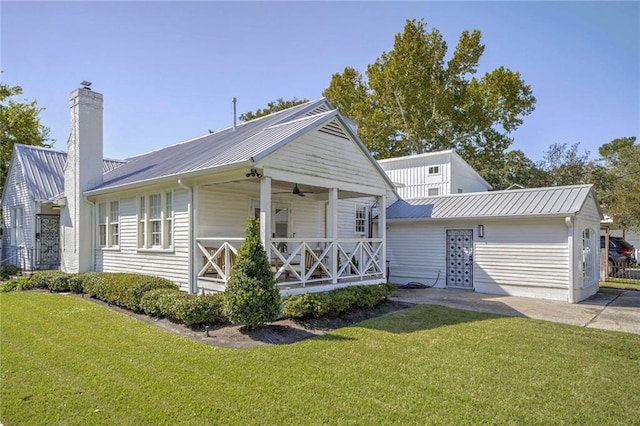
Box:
left=389, top=287, right=640, bottom=335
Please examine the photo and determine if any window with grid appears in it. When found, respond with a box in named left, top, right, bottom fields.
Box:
left=428, top=166, right=440, bottom=175
left=138, top=192, right=173, bottom=249
left=355, top=205, right=367, bottom=235
left=98, top=203, right=107, bottom=247
left=110, top=201, right=119, bottom=246
left=149, top=194, right=162, bottom=247
left=11, top=207, right=24, bottom=246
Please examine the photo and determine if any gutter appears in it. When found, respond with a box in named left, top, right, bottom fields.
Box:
left=177, top=179, right=195, bottom=294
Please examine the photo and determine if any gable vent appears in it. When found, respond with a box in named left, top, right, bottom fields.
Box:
left=318, top=118, right=349, bottom=140
left=305, top=103, right=330, bottom=116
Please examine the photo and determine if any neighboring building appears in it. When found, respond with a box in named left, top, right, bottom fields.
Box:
left=0, top=144, right=122, bottom=271
left=384, top=185, right=603, bottom=303
left=378, top=150, right=492, bottom=199
left=1, top=87, right=394, bottom=295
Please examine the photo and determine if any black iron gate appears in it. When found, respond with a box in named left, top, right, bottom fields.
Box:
left=35, top=214, right=60, bottom=270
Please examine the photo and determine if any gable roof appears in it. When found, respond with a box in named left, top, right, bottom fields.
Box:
left=378, top=149, right=493, bottom=190
left=10, top=144, right=124, bottom=202
left=87, top=98, right=395, bottom=194
left=386, top=184, right=602, bottom=220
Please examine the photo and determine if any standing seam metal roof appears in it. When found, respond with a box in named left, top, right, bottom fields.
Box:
left=13, top=144, right=124, bottom=202
left=94, top=99, right=335, bottom=191
left=386, top=185, right=598, bottom=220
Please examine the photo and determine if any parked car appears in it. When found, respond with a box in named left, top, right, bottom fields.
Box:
left=601, top=236, right=636, bottom=275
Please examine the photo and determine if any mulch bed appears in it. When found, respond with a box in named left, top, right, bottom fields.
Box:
left=75, top=293, right=414, bottom=349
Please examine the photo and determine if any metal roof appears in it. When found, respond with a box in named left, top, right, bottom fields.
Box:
left=386, top=185, right=598, bottom=220
left=13, top=144, right=124, bottom=202
left=92, top=99, right=336, bottom=192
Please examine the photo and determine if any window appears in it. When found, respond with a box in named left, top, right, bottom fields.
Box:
left=11, top=207, right=24, bottom=246
left=582, top=228, right=596, bottom=283
left=97, top=201, right=119, bottom=248
left=98, top=203, right=107, bottom=246
left=138, top=192, right=173, bottom=249
left=355, top=204, right=368, bottom=235
left=428, top=188, right=440, bottom=197
left=110, top=201, right=119, bottom=246
left=428, top=166, right=440, bottom=175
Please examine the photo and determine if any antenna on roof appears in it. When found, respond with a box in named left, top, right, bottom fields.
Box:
left=81, top=81, right=92, bottom=90
left=232, top=97, right=237, bottom=130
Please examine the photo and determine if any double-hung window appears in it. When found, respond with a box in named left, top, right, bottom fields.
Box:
left=97, top=201, right=119, bottom=248
left=11, top=207, right=24, bottom=246
left=138, top=192, right=173, bottom=249
left=355, top=204, right=368, bottom=235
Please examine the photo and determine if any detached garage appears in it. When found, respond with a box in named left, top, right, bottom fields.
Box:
left=385, top=185, right=603, bottom=303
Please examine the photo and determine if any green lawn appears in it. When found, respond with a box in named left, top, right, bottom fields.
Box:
left=1, top=292, right=639, bottom=425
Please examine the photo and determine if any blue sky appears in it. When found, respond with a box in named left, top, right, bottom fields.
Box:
left=2, top=1, right=638, bottom=162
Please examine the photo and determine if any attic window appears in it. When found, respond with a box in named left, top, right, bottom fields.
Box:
left=318, top=119, right=349, bottom=140
left=428, top=166, right=440, bottom=175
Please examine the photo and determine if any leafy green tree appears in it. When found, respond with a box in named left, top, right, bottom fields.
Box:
left=593, top=137, right=639, bottom=229
left=485, top=149, right=547, bottom=190
left=239, top=97, right=308, bottom=122
left=0, top=79, right=52, bottom=196
left=224, top=218, right=280, bottom=329
left=322, top=19, right=536, bottom=187
left=536, top=142, right=592, bottom=187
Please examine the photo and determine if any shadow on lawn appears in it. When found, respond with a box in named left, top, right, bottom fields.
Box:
left=359, top=304, right=515, bottom=334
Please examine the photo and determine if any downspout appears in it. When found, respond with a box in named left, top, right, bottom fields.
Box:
left=565, top=216, right=575, bottom=303
left=178, top=179, right=195, bottom=294
left=83, top=195, right=96, bottom=271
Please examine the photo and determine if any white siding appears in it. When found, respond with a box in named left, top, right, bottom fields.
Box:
left=198, top=181, right=325, bottom=239
left=387, top=217, right=574, bottom=301
left=94, top=188, right=190, bottom=289
left=449, top=154, right=493, bottom=194
left=261, top=129, right=388, bottom=190
left=1, top=158, right=36, bottom=271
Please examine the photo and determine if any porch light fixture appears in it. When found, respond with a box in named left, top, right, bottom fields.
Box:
left=245, top=168, right=263, bottom=178
left=478, top=224, right=484, bottom=238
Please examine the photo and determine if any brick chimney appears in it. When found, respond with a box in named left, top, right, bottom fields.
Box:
left=60, top=86, right=103, bottom=273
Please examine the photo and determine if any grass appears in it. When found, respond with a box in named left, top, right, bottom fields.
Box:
left=1, top=292, right=640, bottom=425
left=600, top=280, right=640, bottom=291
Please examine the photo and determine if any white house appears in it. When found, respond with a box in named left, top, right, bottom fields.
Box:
left=1, top=86, right=394, bottom=295
left=378, top=150, right=492, bottom=199
left=385, top=185, right=603, bottom=303
left=0, top=144, right=122, bottom=271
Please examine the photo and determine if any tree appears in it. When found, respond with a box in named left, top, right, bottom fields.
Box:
left=536, top=142, right=592, bottom=187
left=593, top=137, right=640, bottom=229
left=239, top=97, right=309, bottom=122
left=223, top=218, right=280, bottom=329
left=485, top=149, right=547, bottom=190
left=1, top=79, right=52, bottom=196
left=322, top=19, right=536, bottom=187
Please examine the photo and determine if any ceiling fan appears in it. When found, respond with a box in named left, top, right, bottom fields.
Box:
left=275, top=184, right=313, bottom=197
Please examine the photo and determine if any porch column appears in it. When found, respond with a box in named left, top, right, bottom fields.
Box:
left=260, top=177, right=272, bottom=259
left=328, top=188, right=338, bottom=284
left=377, top=195, right=387, bottom=281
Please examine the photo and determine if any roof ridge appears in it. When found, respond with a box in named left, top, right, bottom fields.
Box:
left=265, top=109, right=335, bottom=129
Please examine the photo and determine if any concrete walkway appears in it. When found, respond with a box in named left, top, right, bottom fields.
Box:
left=389, top=287, right=640, bottom=335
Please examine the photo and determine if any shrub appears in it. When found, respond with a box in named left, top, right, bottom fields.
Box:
left=82, top=272, right=178, bottom=311
left=140, top=289, right=226, bottom=326
left=28, top=271, right=71, bottom=291
left=0, top=277, right=28, bottom=292
left=0, top=264, right=20, bottom=280
left=282, top=284, right=395, bottom=319
left=175, top=293, right=226, bottom=326
left=224, top=218, right=280, bottom=329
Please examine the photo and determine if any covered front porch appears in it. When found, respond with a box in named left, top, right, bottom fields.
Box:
left=193, top=173, right=387, bottom=295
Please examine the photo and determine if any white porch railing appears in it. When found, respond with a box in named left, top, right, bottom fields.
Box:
left=196, top=237, right=384, bottom=288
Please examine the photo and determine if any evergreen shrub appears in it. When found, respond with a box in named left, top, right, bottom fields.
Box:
left=224, top=217, right=280, bottom=329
